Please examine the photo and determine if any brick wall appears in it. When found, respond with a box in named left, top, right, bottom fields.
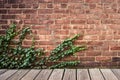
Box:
left=0, top=0, right=120, bottom=67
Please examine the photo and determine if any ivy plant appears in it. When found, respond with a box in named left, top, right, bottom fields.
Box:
left=0, top=24, right=86, bottom=69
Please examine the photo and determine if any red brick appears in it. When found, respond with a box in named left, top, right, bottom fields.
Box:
left=85, top=30, right=101, bottom=35
left=31, top=25, right=46, bottom=29
left=19, top=4, right=25, bottom=8
left=0, top=20, right=7, bottom=24
left=38, top=29, right=51, bottom=35
left=111, top=46, right=120, bottom=50
left=54, top=29, right=69, bottom=35
left=69, top=14, right=87, bottom=19
left=69, top=0, right=84, bottom=3
left=12, top=4, right=19, bottom=8
left=87, top=19, right=100, bottom=24
left=109, top=25, right=120, bottom=30
left=24, top=19, right=39, bottom=24
left=54, top=9, right=69, bottom=14
left=39, top=41, right=53, bottom=45
left=79, top=57, right=95, bottom=61
left=71, top=19, right=86, bottom=24
left=86, top=51, right=101, bottom=56
left=23, top=10, right=36, bottom=14
left=83, top=35, right=98, bottom=40
left=54, top=0, right=68, bottom=3
left=2, top=15, right=16, bottom=19
left=1, top=25, right=9, bottom=29
left=61, top=4, right=67, bottom=8
left=39, top=0, right=53, bottom=3
left=101, top=0, right=114, bottom=3
left=8, top=10, right=22, bottom=14
left=0, top=10, right=7, bottom=14
left=85, top=0, right=101, bottom=3
left=47, top=3, right=53, bottom=8
left=39, top=9, right=53, bottom=14
left=96, top=57, right=111, bottom=61
left=102, top=52, right=117, bottom=56
left=55, top=20, right=70, bottom=24
left=23, top=41, right=33, bottom=45
left=0, top=30, right=6, bottom=34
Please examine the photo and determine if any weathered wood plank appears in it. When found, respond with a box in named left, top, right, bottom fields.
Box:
left=7, top=70, right=29, bottom=80
left=0, top=70, right=17, bottom=80
left=77, top=69, right=90, bottom=80
left=89, top=69, right=104, bottom=80
left=111, top=69, right=120, bottom=80
left=21, top=69, right=40, bottom=80
left=63, top=69, right=76, bottom=80
left=35, top=69, right=52, bottom=80
left=49, top=69, right=64, bottom=80
left=0, top=69, right=7, bottom=75
left=101, top=69, right=118, bottom=80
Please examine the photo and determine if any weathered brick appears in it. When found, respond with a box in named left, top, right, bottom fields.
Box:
left=86, top=51, right=101, bottom=56
left=2, top=15, right=16, bottom=19
left=101, top=0, right=114, bottom=3
left=54, top=29, right=69, bottom=35
left=112, top=57, right=120, bottom=62
left=12, top=4, right=19, bottom=8
left=0, top=20, right=7, bottom=24
left=19, top=4, right=25, bottom=8
left=102, top=52, right=117, bottom=56
left=54, top=9, right=69, bottom=14
left=54, top=0, right=68, bottom=3
left=0, top=30, right=6, bottom=34
left=38, top=9, right=53, bottom=14
left=55, top=19, right=70, bottom=24
left=0, top=10, right=7, bottom=14
left=79, top=57, right=95, bottom=61
left=71, top=19, right=86, bottom=24
left=111, top=46, right=120, bottom=50
left=8, top=10, right=22, bottom=14
left=85, top=0, right=101, bottom=3
left=96, top=57, right=111, bottom=61
left=23, top=10, right=36, bottom=14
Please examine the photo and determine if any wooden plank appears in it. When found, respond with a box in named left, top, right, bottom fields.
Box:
left=7, top=70, right=29, bottom=80
left=0, top=70, right=17, bottom=80
left=63, top=69, right=76, bottom=80
left=21, top=69, right=40, bottom=80
left=35, top=69, right=52, bottom=80
left=77, top=69, right=90, bottom=80
left=101, top=69, right=118, bottom=80
left=89, top=69, right=104, bottom=80
left=49, top=69, right=64, bottom=80
left=0, top=69, right=7, bottom=75
left=111, top=69, right=120, bottom=80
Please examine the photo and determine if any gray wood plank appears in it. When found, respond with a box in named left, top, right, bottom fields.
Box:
left=77, top=69, right=90, bottom=80
left=63, top=69, right=76, bottom=80
left=111, top=69, right=120, bottom=80
left=101, top=69, right=118, bottom=80
left=0, top=70, right=17, bottom=80
left=89, top=69, right=104, bottom=80
left=35, top=69, right=52, bottom=80
left=0, top=69, right=7, bottom=75
left=49, top=69, right=64, bottom=80
left=21, top=69, right=40, bottom=80
left=7, top=70, right=29, bottom=80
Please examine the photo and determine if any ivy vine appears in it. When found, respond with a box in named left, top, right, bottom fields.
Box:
left=0, top=24, right=86, bottom=69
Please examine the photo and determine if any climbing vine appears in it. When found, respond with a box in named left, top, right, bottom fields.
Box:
left=0, top=24, right=86, bottom=69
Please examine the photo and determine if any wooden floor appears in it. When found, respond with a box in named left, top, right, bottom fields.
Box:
left=0, top=69, right=120, bottom=80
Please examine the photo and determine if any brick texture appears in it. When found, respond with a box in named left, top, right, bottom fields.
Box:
left=0, top=0, right=120, bottom=67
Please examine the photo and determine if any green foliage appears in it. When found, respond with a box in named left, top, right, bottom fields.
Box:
left=0, top=24, right=86, bottom=69
left=0, top=24, right=44, bottom=69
